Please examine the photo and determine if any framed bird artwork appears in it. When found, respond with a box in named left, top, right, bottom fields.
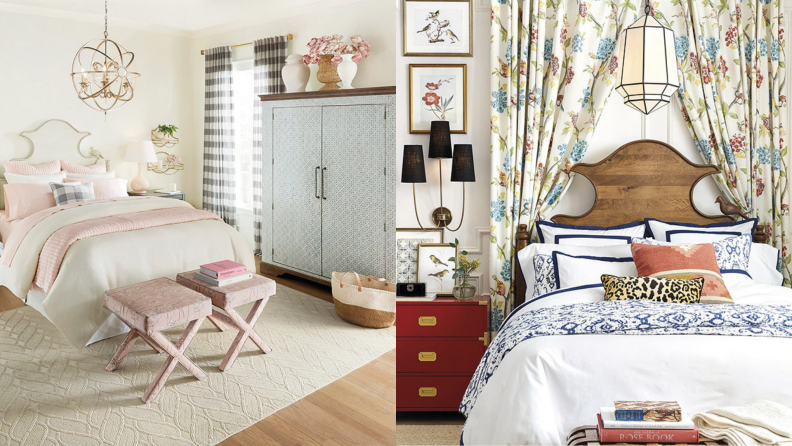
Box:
left=416, top=242, right=458, bottom=295
left=403, top=0, right=472, bottom=57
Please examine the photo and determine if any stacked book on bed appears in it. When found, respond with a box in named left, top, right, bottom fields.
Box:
left=195, top=260, right=252, bottom=287
left=597, top=401, right=699, bottom=444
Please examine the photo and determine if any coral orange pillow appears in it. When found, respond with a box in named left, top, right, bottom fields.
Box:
left=4, top=183, right=56, bottom=221
left=4, top=159, right=61, bottom=176
left=630, top=243, right=732, bottom=304
left=60, top=159, right=107, bottom=174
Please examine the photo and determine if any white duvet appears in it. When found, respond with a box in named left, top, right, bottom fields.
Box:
left=0, top=198, right=254, bottom=348
left=461, top=275, right=792, bottom=446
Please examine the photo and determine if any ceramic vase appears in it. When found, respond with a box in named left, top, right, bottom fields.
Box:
left=337, top=54, right=358, bottom=89
left=316, top=54, right=341, bottom=91
left=282, top=54, right=310, bottom=93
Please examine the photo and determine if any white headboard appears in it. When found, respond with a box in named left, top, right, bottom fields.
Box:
left=0, top=119, right=107, bottom=210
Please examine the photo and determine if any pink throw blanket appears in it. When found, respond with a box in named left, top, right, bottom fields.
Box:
left=32, top=207, right=221, bottom=294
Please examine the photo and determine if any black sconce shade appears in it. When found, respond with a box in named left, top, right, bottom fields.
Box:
left=428, top=121, right=452, bottom=159
left=451, top=144, right=475, bottom=182
left=401, top=145, right=427, bottom=183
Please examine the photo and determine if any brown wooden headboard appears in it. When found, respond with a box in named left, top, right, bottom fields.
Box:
left=513, top=139, right=766, bottom=308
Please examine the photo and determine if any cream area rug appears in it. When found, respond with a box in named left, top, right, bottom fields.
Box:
left=0, top=284, right=395, bottom=445
left=396, top=424, right=464, bottom=445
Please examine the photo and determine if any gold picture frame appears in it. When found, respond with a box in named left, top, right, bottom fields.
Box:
left=396, top=227, right=445, bottom=243
left=409, top=64, right=467, bottom=134
left=403, top=0, right=473, bottom=57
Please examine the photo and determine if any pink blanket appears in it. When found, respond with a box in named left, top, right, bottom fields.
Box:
left=32, top=207, right=221, bottom=294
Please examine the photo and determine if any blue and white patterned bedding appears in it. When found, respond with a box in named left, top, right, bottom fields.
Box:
left=460, top=299, right=792, bottom=417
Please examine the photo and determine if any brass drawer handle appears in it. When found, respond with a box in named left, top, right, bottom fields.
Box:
left=418, top=352, right=436, bottom=362
left=418, top=316, right=436, bottom=326
left=418, top=387, right=437, bottom=397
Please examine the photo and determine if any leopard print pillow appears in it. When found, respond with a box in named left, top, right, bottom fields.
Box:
left=600, top=275, right=704, bottom=304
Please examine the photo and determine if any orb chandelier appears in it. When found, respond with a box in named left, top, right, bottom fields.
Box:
left=70, top=0, right=139, bottom=115
left=615, top=0, right=679, bottom=115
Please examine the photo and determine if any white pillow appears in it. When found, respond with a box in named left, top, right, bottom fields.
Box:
left=517, top=243, right=634, bottom=302
left=65, top=170, right=116, bottom=179
left=749, top=243, right=784, bottom=286
left=536, top=220, right=646, bottom=245
left=645, top=218, right=757, bottom=243
left=5, top=170, right=66, bottom=184
left=553, top=252, right=637, bottom=290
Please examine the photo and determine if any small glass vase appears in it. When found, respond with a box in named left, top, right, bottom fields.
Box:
left=452, top=276, right=476, bottom=300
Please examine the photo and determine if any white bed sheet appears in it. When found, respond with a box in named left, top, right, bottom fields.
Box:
left=0, top=213, right=17, bottom=244
left=461, top=276, right=792, bottom=446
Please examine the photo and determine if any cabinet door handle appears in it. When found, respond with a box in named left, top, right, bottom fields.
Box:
left=321, top=167, right=327, bottom=200
left=315, top=166, right=320, bottom=199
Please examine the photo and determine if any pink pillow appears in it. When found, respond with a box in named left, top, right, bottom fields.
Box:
left=4, top=183, right=56, bottom=221
left=4, top=159, right=61, bottom=176
left=64, top=178, right=128, bottom=199
left=60, top=159, right=107, bottom=174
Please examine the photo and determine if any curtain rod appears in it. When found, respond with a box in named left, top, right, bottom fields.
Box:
left=200, top=34, right=293, bottom=55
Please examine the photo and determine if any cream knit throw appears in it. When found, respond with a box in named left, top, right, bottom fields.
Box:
left=693, top=400, right=792, bottom=446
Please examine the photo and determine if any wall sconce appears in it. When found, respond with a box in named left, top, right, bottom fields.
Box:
left=401, top=121, right=476, bottom=232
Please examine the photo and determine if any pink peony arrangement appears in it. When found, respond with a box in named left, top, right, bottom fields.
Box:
left=303, top=34, right=371, bottom=66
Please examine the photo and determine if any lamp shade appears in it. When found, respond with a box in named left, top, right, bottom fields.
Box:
left=401, top=145, right=427, bottom=183
left=450, top=144, right=475, bottom=182
left=615, top=14, right=679, bottom=114
left=124, top=140, right=157, bottom=163
left=427, top=121, right=452, bottom=159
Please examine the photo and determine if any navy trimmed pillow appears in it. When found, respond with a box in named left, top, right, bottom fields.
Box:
left=644, top=218, right=757, bottom=243
left=49, top=182, right=95, bottom=206
left=536, top=220, right=646, bottom=245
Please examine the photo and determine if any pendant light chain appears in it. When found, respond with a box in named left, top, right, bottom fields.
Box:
left=105, top=0, right=108, bottom=39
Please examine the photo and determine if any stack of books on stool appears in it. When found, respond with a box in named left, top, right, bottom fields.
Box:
left=195, top=260, right=252, bottom=287
left=597, top=401, right=699, bottom=444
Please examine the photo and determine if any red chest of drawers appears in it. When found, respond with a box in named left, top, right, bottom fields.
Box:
left=396, top=295, right=490, bottom=411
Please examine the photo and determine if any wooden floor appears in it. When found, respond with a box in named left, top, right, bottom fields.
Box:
left=0, top=267, right=396, bottom=446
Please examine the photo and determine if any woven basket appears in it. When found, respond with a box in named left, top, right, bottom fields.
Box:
left=316, top=54, right=341, bottom=91
left=331, top=271, right=396, bottom=328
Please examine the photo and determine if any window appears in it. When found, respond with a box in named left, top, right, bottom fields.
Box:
left=232, top=60, right=254, bottom=211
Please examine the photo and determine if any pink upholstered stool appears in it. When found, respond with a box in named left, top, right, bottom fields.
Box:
left=176, top=271, right=276, bottom=371
left=103, top=277, right=211, bottom=403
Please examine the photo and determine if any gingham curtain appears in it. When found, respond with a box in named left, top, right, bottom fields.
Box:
left=203, top=46, right=236, bottom=225
left=252, top=36, right=288, bottom=255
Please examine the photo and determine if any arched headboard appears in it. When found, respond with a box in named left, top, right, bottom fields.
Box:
left=0, top=119, right=107, bottom=209
left=513, top=139, right=765, bottom=307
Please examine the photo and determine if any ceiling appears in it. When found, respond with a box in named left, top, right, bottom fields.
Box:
left=0, top=0, right=327, bottom=35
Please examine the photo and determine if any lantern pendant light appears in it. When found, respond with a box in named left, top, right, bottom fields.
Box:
left=70, top=0, right=140, bottom=116
left=615, top=0, right=679, bottom=115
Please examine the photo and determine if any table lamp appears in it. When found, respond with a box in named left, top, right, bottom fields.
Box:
left=125, top=140, right=157, bottom=193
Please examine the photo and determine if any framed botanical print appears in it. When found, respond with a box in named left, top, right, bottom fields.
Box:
left=409, top=64, right=467, bottom=134
left=403, top=0, right=473, bottom=57
left=417, top=243, right=457, bottom=294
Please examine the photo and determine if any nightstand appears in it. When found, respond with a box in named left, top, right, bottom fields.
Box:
left=130, top=190, right=186, bottom=201
left=396, top=295, right=490, bottom=412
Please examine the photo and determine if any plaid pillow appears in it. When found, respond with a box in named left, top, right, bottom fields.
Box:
left=49, top=182, right=95, bottom=205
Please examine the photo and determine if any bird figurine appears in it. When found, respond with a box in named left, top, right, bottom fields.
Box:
left=427, top=10, right=440, bottom=19
left=429, top=255, right=448, bottom=267
left=715, top=196, right=750, bottom=220
left=417, top=23, right=432, bottom=34
left=429, top=270, right=450, bottom=278
left=446, top=29, right=460, bottom=43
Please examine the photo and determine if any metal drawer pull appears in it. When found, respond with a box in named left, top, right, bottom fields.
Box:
left=314, top=166, right=320, bottom=199
left=418, top=316, right=436, bottom=326
left=418, top=352, right=436, bottom=362
left=418, top=387, right=437, bottom=397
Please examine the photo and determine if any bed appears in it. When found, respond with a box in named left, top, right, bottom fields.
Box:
left=460, top=140, right=792, bottom=445
left=0, top=120, right=254, bottom=348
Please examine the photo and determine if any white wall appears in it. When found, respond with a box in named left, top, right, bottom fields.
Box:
left=191, top=0, right=397, bottom=217
left=0, top=11, right=196, bottom=200
left=395, top=0, right=491, bottom=292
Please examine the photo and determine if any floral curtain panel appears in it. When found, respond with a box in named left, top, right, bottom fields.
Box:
left=489, top=0, right=636, bottom=330
left=653, top=0, right=789, bottom=281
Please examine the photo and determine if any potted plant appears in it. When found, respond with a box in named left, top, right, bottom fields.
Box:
left=448, top=239, right=480, bottom=300
left=152, top=124, right=179, bottom=148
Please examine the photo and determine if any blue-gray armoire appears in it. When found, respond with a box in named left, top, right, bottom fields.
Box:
left=259, top=87, right=396, bottom=283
